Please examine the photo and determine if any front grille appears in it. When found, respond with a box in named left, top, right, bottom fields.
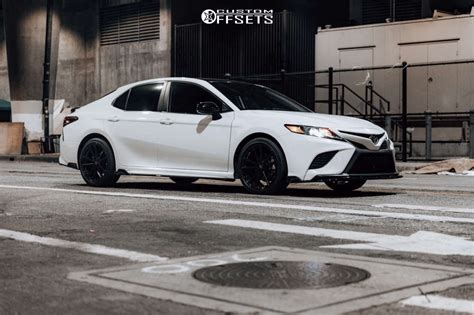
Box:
left=345, top=150, right=396, bottom=174
left=347, top=140, right=366, bottom=150
left=309, top=151, right=338, bottom=169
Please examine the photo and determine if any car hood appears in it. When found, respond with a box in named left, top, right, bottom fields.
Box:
left=239, top=110, right=385, bottom=134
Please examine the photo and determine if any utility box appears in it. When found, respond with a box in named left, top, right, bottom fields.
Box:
left=0, top=122, right=24, bottom=155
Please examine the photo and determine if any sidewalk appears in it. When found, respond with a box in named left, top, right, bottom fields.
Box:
left=0, top=154, right=60, bottom=163
left=396, top=161, right=430, bottom=172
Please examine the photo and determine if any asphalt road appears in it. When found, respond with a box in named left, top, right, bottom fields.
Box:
left=0, top=161, right=473, bottom=314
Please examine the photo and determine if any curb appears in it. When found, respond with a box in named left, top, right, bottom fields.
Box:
left=0, top=154, right=59, bottom=163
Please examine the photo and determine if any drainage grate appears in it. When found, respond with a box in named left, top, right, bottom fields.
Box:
left=193, top=261, right=370, bottom=289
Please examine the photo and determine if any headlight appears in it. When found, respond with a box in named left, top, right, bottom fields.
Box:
left=285, top=125, right=343, bottom=140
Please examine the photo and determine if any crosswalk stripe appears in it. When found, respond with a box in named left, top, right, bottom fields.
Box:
left=401, top=295, right=474, bottom=313
left=206, top=219, right=474, bottom=256
left=0, top=229, right=167, bottom=262
left=374, top=203, right=474, bottom=214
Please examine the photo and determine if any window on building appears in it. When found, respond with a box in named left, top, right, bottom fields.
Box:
left=126, top=83, right=163, bottom=111
left=99, top=1, right=160, bottom=46
left=169, top=83, right=223, bottom=115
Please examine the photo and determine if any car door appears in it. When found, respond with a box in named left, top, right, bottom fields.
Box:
left=155, top=81, right=234, bottom=172
left=105, top=82, right=165, bottom=170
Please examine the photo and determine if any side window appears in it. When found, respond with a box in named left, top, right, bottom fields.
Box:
left=169, top=82, right=224, bottom=114
left=113, top=90, right=129, bottom=110
left=126, top=83, right=163, bottom=112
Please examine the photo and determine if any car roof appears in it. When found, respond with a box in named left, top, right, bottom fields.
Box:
left=118, top=77, right=258, bottom=90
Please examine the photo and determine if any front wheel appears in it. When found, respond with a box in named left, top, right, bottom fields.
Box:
left=79, top=138, right=120, bottom=187
left=237, top=138, right=288, bottom=195
left=324, top=179, right=366, bottom=192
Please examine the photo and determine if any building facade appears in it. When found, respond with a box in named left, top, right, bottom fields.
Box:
left=0, top=0, right=171, bottom=139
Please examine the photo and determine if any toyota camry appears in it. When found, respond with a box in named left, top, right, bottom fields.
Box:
left=60, top=78, right=400, bottom=194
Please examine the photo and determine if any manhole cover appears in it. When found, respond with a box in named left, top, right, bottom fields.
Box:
left=193, top=261, right=370, bottom=289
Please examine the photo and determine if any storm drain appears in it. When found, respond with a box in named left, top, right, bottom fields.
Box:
left=193, top=260, right=370, bottom=289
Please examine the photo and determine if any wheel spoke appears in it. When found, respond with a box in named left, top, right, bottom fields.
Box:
left=240, top=143, right=280, bottom=191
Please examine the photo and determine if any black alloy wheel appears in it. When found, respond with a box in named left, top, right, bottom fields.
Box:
left=79, top=138, right=120, bottom=187
left=324, top=179, right=366, bottom=192
left=237, top=138, right=288, bottom=194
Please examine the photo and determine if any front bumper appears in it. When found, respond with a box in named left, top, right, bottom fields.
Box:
left=311, top=148, right=400, bottom=181
left=311, top=172, right=402, bottom=182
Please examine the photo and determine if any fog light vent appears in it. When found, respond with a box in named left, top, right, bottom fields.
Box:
left=309, top=151, right=338, bottom=169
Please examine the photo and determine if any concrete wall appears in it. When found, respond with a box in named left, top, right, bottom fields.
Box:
left=55, top=0, right=172, bottom=107
left=99, top=0, right=172, bottom=94
left=55, top=0, right=101, bottom=107
left=0, top=13, right=9, bottom=101
left=315, top=12, right=474, bottom=115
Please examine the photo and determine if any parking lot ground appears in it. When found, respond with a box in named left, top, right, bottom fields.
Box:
left=0, top=161, right=473, bottom=314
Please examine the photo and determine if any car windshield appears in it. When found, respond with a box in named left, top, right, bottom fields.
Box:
left=210, top=81, right=312, bottom=112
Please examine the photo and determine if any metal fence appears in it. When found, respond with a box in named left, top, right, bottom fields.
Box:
left=173, top=11, right=315, bottom=78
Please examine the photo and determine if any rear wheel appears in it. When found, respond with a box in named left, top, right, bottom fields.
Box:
left=237, top=138, right=288, bottom=195
left=324, top=179, right=366, bottom=192
left=79, top=138, right=120, bottom=187
left=170, top=177, right=198, bottom=186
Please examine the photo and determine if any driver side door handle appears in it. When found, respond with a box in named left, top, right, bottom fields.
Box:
left=107, top=116, right=120, bottom=122
left=159, top=118, right=174, bottom=125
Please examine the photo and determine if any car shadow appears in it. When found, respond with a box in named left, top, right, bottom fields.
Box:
left=90, top=181, right=397, bottom=198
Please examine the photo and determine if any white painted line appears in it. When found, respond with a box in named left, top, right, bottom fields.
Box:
left=401, top=295, right=474, bottom=314
left=0, top=229, right=167, bottom=262
left=374, top=203, right=474, bottom=214
left=206, top=219, right=474, bottom=256
left=103, top=209, right=136, bottom=214
left=0, top=184, right=473, bottom=224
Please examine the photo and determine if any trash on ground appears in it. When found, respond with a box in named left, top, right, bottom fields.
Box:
left=413, top=158, right=474, bottom=175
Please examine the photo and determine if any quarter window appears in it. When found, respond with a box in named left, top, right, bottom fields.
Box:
left=113, top=90, right=129, bottom=110
left=169, top=82, right=223, bottom=114
left=126, top=83, right=163, bottom=111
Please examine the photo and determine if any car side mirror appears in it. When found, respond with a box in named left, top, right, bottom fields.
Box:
left=196, top=102, right=222, bottom=120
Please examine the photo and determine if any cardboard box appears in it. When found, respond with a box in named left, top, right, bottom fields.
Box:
left=27, top=141, right=43, bottom=155
left=0, top=122, right=24, bottom=155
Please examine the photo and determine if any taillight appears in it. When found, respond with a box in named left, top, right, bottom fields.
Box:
left=63, top=116, right=78, bottom=127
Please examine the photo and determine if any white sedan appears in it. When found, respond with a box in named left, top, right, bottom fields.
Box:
left=60, top=77, right=399, bottom=194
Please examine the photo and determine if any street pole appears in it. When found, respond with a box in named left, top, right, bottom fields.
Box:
left=470, top=110, right=474, bottom=159
left=328, top=67, right=333, bottom=115
left=425, top=110, right=432, bottom=161
left=401, top=61, right=408, bottom=162
left=42, top=0, right=53, bottom=153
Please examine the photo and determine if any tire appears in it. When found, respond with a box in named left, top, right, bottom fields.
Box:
left=170, top=177, right=198, bottom=186
left=237, top=137, right=288, bottom=195
left=78, top=138, right=120, bottom=187
left=324, top=179, right=366, bottom=192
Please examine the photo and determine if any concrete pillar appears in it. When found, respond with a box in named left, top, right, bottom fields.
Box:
left=3, top=0, right=60, bottom=141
